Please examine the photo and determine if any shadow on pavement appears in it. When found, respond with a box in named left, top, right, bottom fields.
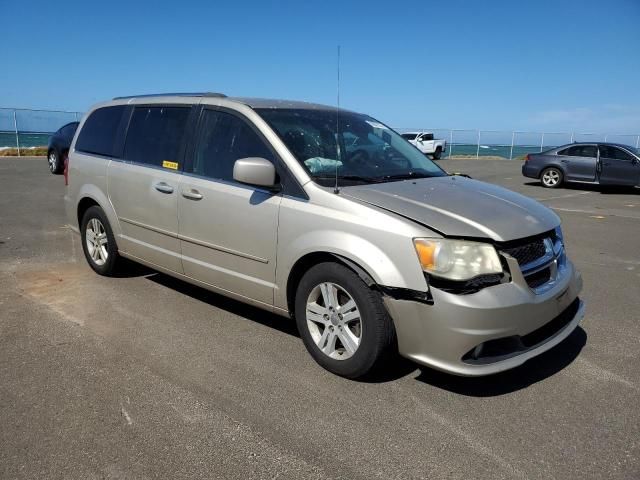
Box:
left=111, top=258, right=156, bottom=278
left=414, top=327, right=587, bottom=397
left=146, top=272, right=300, bottom=338
left=141, top=270, right=586, bottom=394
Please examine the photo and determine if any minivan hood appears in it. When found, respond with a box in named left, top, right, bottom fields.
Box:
left=341, top=176, right=559, bottom=242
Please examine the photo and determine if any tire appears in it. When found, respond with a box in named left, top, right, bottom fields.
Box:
left=80, top=206, right=123, bottom=276
left=48, top=149, right=63, bottom=174
left=432, top=147, right=442, bottom=160
left=294, top=262, right=396, bottom=378
left=541, top=167, right=563, bottom=188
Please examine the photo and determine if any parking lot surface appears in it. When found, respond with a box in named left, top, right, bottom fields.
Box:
left=1, top=157, right=639, bottom=479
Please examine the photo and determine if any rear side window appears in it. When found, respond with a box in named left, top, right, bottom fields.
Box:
left=559, top=145, right=597, bottom=158
left=75, top=106, right=126, bottom=156
left=123, top=106, right=191, bottom=168
left=189, top=109, right=274, bottom=182
left=401, top=133, right=417, bottom=140
left=600, top=145, right=634, bottom=161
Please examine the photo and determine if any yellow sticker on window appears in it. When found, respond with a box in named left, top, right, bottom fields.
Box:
left=162, top=160, right=178, bottom=170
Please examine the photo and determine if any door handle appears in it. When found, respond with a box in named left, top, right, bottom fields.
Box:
left=154, top=182, right=174, bottom=194
left=182, top=189, right=203, bottom=200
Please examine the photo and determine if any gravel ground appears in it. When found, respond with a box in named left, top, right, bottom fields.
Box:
left=1, top=156, right=638, bottom=479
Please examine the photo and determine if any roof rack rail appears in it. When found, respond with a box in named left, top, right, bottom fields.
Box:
left=113, top=92, right=226, bottom=100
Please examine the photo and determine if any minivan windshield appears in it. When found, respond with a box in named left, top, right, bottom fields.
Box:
left=256, top=108, right=447, bottom=187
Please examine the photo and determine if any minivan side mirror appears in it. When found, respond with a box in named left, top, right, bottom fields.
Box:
left=233, top=157, right=279, bottom=189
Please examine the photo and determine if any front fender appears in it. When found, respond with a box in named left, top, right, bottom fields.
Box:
left=292, top=230, right=408, bottom=285
left=274, top=230, right=427, bottom=311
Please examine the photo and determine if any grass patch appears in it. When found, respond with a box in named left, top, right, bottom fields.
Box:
left=0, top=147, right=48, bottom=156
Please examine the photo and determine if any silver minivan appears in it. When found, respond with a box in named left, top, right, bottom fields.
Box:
left=65, top=93, right=584, bottom=378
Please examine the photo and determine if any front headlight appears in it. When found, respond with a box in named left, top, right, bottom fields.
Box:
left=413, top=238, right=502, bottom=281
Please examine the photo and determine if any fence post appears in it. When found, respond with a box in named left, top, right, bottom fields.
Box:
left=636, top=135, right=639, bottom=149
left=570, top=132, right=574, bottom=143
left=604, top=134, right=608, bottom=142
left=13, top=109, right=20, bottom=157
left=74, top=112, right=79, bottom=121
left=540, top=132, right=545, bottom=152
left=448, top=129, right=453, bottom=158
left=509, top=131, right=515, bottom=160
left=476, top=130, right=480, bottom=159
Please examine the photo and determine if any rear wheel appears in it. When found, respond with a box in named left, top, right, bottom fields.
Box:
left=80, top=206, right=123, bottom=276
left=432, top=146, right=442, bottom=160
left=294, top=262, right=396, bottom=378
left=48, top=149, right=63, bottom=174
left=541, top=167, right=563, bottom=188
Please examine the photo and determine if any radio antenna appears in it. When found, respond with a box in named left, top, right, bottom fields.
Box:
left=334, top=45, right=341, bottom=194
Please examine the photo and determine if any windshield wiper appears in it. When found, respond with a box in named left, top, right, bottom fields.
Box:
left=314, top=174, right=382, bottom=184
left=376, top=172, right=434, bottom=181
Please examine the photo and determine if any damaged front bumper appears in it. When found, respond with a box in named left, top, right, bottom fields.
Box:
left=383, top=256, right=584, bottom=376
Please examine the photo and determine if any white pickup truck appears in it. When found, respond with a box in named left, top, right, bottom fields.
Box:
left=401, top=132, right=447, bottom=159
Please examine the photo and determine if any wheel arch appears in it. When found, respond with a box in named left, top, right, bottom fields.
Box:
left=75, top=185, right=121, bottom=243
left=541, top=162, right=567, bottom=178
left=285, top=252, right=378, bottom=316
left=77, top=197, right=100, bottom=227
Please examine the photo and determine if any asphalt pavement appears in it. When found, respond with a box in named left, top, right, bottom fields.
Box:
left=1, top=157, right=638, bottom=479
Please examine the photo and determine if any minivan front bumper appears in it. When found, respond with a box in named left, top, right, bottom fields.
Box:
left=383, top=257, right=584, bottom=376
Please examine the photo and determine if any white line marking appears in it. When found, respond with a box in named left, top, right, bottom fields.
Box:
left=576, top=358, right=639, bottom=393
left=534, top=191, right=593, bottom=201
left=551, top=207, right=640, bottom=220
left=407, top=393, right=527, bottom=479
left=69, top=228, right=77, bottom=263
left=121, top=408, right=133, bottom=425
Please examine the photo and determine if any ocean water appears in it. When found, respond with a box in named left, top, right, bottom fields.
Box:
left=0, top=132, right=51, bottom=149
left=447, top=144, right=550, bottom=159
left=0, top=130, right=547, bottom=159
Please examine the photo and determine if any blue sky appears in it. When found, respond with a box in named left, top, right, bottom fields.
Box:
left=2, top=0, right=639, bottom=133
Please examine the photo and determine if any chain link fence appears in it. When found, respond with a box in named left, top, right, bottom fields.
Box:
left=0, top=108, right=83, bottom=155
left=2, top=108, right=639, bottom=159
left=396, top=128, right=640, bottom=159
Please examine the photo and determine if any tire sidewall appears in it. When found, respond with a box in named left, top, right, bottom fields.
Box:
left=294, top=262, right=392, bottom=378
left=80, top=206, right=119, bottom=275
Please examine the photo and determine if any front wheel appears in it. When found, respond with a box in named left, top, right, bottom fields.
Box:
left=294, top=262, right=396, bottom=378
left=541, top=167, right=563, bottom=188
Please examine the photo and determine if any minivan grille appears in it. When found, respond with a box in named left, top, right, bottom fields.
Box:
left=524, top=267, right=551, bottom=289
left=501, top=238, right=547, bottom=267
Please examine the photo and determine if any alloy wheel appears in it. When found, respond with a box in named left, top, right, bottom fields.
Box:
left=48, top=151, right=57, bottom=172
left=542, top=169, right=560, bottom=187
left=306, top=282, right=362, bottom=360
left=85, top=218, right=109, bottom=266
